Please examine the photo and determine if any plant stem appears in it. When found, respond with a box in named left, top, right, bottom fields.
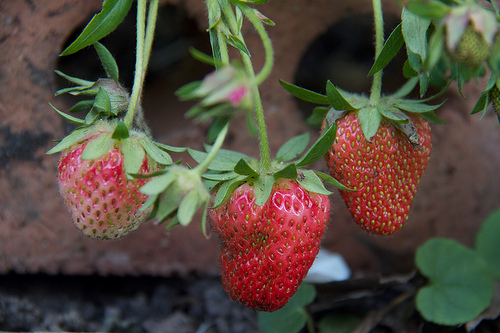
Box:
left=194, top=123, right=229, bottom=175
left=123, top=0, right=159, bottom=129
left=369, top=0, right=384, bottom=105
left=239, top=5, right=274, bottom=85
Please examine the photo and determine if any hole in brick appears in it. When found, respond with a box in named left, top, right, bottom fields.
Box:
left=55, top=4, right=212, bottom=139
left=294, top=13, right=405, bottom=118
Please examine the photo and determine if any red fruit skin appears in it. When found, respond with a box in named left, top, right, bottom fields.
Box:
left=325, top=113, right=431, bottom=235
left=209, top=179, right=330, bottom=312
left=58, top=140, right=154, bottom=239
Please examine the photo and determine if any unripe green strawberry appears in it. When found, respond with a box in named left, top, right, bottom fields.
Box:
left=449, top=24, right=490, bottom=69
left=57, top=128, right=158, bottom=239
left=209, top=179, right=330, bottom=312
left=489, top=85, right=500, bottom=121
left=325, top=113, right=431, bottom=235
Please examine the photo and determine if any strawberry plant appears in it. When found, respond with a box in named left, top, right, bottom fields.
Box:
left=46, top=0, right=500, bottom=330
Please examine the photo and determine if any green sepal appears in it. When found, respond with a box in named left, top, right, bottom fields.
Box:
left=315, top=171, right=353, bottom=191
left=273, top=163, right=298, bottom=180
left=49, top=103, right=85, bottom=125
left=420, top=111, right=446, bottom=125
left=156, top=191, right=182, bottom=223
left=93, top=41, right=119, bottom=82
left=279, top=80, right=329, bottom=105
left=202, top=171, right=239, bottom=181
left=200, top=201, right=210, bottom=238
left=140, top=193, right=158, bottom=212
left=254, top=174, right=275, bottom=206
left=471, top=92, right=490, bottom=115
left=154, top=142, right=187, bottom=153
left=189, top=147, right=250, bottom=171
left=425, top=24, right=445, bottom=71
left=46, top=126, right=95, bottom=154
left=93, top=87, right=113, bottom=114
left=369, top=23, right=404, bottom=76
left=391, top=77, right=418, bottom=99
left=376, top=105, right=410, bottom=123
left=297, top=169, right=331, bottom=196
left=189, top=47, right=216, bottom=66
left=306, top=106, right=330, bottom=128
left=140, top=171, right=177, bottom=195
left=212, top=175, right=247, bottom=208
left=207, top=117, right=231, bottom=143
left=140, top=138, right=173, bottom=166
left=54, top=70, right=95, bottom=88
left=296, top=121, right=337, bottom=167
left=402, top=7, right=431, bottom=63
left=60, top=0, right=134, bottom=56
left=253, top=8, right=275, bottom=26
left=68, top=100, right=95, bottom=113
left=111, top=121, right=129, bottom=139
left=234, top=158, right=259, bottom=178
left=226, top=33, right=251, bottom=57
left=358, top=106, right=382, bottom=141
left=81, top=132, right=114, bottom=160
left=326, top=81, right=356, bottom=111
left=392, top=99, right=445, bottom=113
left=238, top=0, right=269, bottom=4
left=121, top=137, right=145, bottom=174
left=129, top=169, right=167, bottom=180
left=178, top=190, right=202, bottom=226
left=275, top=133, right=310, bottom=162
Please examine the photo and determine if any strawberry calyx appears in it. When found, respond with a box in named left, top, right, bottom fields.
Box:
left=281, top=78, right=444, bottom=144
left=188, top=122, right=351, bottom=210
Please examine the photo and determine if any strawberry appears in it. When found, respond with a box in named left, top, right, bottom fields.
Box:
left=449, top=24, right=490, bottom=70
left=324, top=112, right=431, bottom=235
left=489, top=85, right=500, bottom=122
left=55, top=121, right=162, bottom=239
left=209, top=178, right=330, bottom=311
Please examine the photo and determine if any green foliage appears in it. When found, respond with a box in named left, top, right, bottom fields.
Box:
left=416, top=238, right=494, bottom=326
left=258, top=283, right=316, bottom=333
left=476, top=208, right=500, bottom=278
left=61, top=0, right=133, bottom=56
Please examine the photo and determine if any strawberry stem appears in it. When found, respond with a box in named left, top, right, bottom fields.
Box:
left=369, top=0, right=384, bottom=105
left=124, top=0, right=159, bottom=129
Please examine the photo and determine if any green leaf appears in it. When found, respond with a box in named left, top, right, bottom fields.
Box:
left=81, top=132, right=114, bottom=160
left=279, top=80, right=329, bottom=105
left=297, top=169, right=331, bottom=195
left=178, top=190, right=201, bottom=226
left=234, top=158, right=260, bottom=178
left=416, top=238, right=494, bottom=326
left=407, top=1, right=451, bottom=19
left=111, top=121, right=129, bottom=139
left=258, top=283, right=316, bottom=333
left=315, top=171, right=352, bottom=191
left=402, top=7, right=431, bottom=62
left=273, top=163, right=298, bottom=180
left=121, top=138, right=145, bottom=174
left=46, top=126, right=94, bottom=154
left=61, top=0, right=134, bottom=56
left=317, top=314, right=359, bottom=333
left=296, top=122, right=336, bottom=167
left=276, top=133, right=310, bottom=162
left=326, top=81, right=356, bottom=111
left=49, top=103, right=85, bottom=124
left=93, top=42, right=119, bottom=82
left=358, top=106, right=382, bottom=141
left=140, top=138, right=173, bottom=166
left=476, top=208, right=500, bottom=278
left=369, top=23, right=404, bottom=76
left=254, top=175, right=275, bottom=206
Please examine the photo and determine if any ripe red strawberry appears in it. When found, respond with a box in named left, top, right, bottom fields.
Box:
left=325, top=113, right=431, bottom=235
left=209, top=179, right=330, bottom=311
left=58, top=132, right=157, bottom=239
